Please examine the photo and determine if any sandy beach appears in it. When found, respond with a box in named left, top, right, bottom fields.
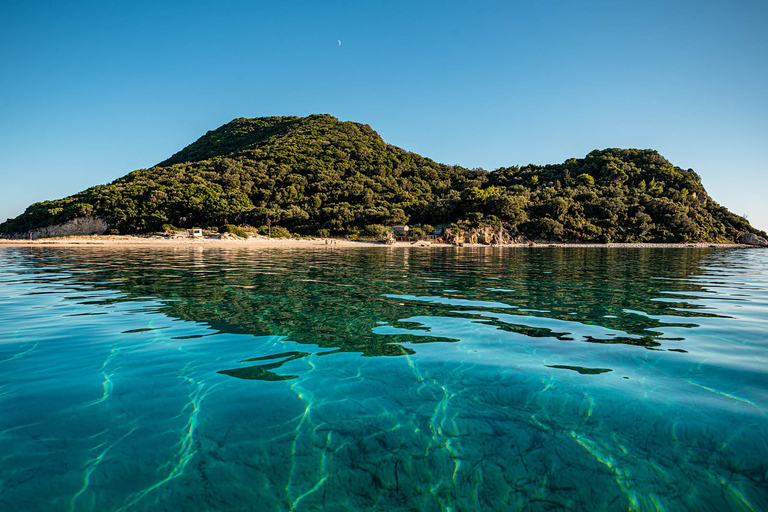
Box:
left=0, top=234, right=753, bottom=249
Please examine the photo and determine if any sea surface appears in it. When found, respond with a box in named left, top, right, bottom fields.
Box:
left=0, top=246, right=766, bottom=511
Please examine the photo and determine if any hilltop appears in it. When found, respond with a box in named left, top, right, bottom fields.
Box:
left=1, top=114, right=763, bottom=243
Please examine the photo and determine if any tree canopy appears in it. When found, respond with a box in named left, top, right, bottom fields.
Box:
left=1, top=114, right=762, bottom=243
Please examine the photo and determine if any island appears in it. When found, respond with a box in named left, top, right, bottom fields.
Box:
left=1, top=114, right=766, bottom=246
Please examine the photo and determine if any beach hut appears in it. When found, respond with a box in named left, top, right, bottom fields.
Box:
left=187, top=228, right=203, bottom=238
left=392, top=225, right=409, bottom=236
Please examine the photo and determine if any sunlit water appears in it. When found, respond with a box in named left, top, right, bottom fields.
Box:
left=0, top=246, right=766, bottom=511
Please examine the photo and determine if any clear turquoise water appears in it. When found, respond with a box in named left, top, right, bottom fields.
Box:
left=0, top=246, right=766, bottom=511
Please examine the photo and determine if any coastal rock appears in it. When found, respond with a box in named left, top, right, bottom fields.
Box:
left=739, top=233, right=768, bottom=247
left=444, top=226, right=513, bottom=245
left=447, top=230, right=463, bottom=245
left=468, top=226, right=512, bottom=245
left=218, top=232, right=245, bottom=240
left=12, top=216, right=108, bottom=239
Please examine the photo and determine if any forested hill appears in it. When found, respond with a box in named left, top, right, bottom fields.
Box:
left=1, top=114, right=762, bottom=243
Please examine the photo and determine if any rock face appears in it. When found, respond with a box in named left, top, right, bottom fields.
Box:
left=739, top=233, right=768, bottom=247
left=17, top=216, right=108, bottom=240
left=444, top=226, right=513, bottom=245
left=218, top=232, right=245, bottom=240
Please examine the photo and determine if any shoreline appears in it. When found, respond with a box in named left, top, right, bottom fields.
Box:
left=0, top=235, right=754, bottom=249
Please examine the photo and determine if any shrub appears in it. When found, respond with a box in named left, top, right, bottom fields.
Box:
left=533, top=217, right=564, bottom=239
left=467, top=212, right=484, bottom=224
left=219, top=224, right=249, bottom=238
left=361, top=224, right=388, bottom=239
left=317, top=228, right=330, bottom=238
left=160, top=224, right=183, bottom=232
left=485, top=215, right=502, bottom=230
left=257, top=225, right=290, bottom=238
left=271, top=226, right=291, bottom=238
left=409, top=227, right=426, bottom=239
left=577, top=173, right=595, bottom=187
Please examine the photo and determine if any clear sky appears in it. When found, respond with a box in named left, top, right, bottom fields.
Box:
left=2, top=0, right=766, bottom=230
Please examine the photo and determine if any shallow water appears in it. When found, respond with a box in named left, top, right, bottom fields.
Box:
left=0, top=246, right=766, bottom=511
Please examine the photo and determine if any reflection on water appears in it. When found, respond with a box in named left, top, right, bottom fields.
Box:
left=218, top=351, right=309, bottom=381
left=0, top=246, right=766, bottom=511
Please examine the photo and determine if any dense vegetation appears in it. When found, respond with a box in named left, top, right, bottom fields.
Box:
left=1, top=114, right=762, bottom=242
left=218, top=224, right=249, bottom=238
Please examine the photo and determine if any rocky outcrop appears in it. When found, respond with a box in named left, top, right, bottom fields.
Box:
left=467, top=226, right=513, bottom=245
left=443, top=226, right=514, bottom=245
left=6, top=216, right=109, bottom=239
left=739, top=233, right=768, bottom=247
left=218, top=232, right=245, bottom=240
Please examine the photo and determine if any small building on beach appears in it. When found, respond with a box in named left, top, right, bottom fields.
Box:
left=392, top=225, right=409, bottom=236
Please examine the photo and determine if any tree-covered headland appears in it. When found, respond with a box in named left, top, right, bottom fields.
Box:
left=1, top=114, right=763, bottom=243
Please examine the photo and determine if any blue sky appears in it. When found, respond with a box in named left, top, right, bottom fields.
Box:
left=1, top=0, right=766, bottom=230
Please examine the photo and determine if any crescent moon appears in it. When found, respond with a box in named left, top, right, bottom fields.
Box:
left=338, top=40, right=341, bottom=46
